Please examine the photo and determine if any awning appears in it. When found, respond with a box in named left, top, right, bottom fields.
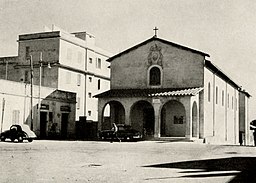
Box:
left=94, top=87, right=203, bottom=98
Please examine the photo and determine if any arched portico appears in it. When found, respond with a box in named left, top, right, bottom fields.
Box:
left=130, top=100, right=155, bottom=137
left=161, top=100, right=186, bottom=137
left=96, top=88, right=203, bottom=141
left=101, top=100, right=125, bottom=130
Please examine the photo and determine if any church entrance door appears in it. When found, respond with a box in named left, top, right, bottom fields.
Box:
left=130, top=101, right=154, bottom=139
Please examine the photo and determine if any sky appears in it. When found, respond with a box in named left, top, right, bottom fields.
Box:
left=1, top=0, right=256, bottom=119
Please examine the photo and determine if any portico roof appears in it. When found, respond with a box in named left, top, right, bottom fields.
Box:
left=94, top=87, right=203, bottom=98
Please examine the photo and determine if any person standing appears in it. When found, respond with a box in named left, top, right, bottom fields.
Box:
left=110, top=123, right=120, bottom=143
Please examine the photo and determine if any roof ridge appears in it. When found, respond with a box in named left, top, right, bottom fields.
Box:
left=107, top=37, right=209, bottom=62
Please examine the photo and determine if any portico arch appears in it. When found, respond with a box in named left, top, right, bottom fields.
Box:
left=161, top=100, right=186, bottom=137
left=101, top=101, right=125, bottom=130
left=130, top=100, right=154, bottom=137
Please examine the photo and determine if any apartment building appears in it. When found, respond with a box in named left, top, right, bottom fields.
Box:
left=0, top=27, right=111, bottom=138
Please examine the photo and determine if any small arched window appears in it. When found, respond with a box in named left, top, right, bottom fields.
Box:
left=98, top=79, right=101, bottom=90
left=228, top=94, right=230, bottom=108
left=208, top=82, right=211, bottom=102
left=222, top=90, right=224, bottom=106
left=149, top=67, right=161, bottom=85
left=216, top=86, right=218, bottom=104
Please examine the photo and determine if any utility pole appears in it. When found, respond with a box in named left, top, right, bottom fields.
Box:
left=1, top=98, right=5, bottom=133
left=30, top=55, right=34, bottom=131
left=38, top=52, right=42, bottom=130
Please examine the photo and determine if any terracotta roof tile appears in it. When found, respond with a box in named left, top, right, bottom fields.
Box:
left=94, top=87, right=203, bottom=98
left=149, top=87, right=203, bottom=97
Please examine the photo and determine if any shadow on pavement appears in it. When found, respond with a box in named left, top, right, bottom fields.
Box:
left=143, top=157, right=256, bottom=183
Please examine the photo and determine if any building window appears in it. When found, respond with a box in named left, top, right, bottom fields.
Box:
left=232, top=96, right=234, bottom=109
left=25, top=46, right=30, bottom=58
left=98, top=79, right=101, bottom=90
left=66, top=72, right=71, bottom=84
left=77, top=74, right=81, bottom=86
left=49, top=112, right=53, bottom=122
left=12, top=110, right=20, bottom=125
left=89, top=57, right=93, bottom=64
left=235, top=98, right=237, bottom=111
left=88, top=111, right=91, bottom=116
left=216, top=86, right=218, bottom=104
left=96, top=58, right=101, bottom=69
left=174, top=116, right=184, bottom=124
left=222, top=90, right=224, bottom=106
left=228, top=94, right=229, bottom=108
left=88, top=92, right=92, bottom=98
left=77, top=97, right=80, bottom=110
left=149, top=67, right=161, bottom=85
left=89, top=77, right=92, bottom=82
left=24, top=70, right=29, bottom=83
left=208, top=82, right=211, bottom=102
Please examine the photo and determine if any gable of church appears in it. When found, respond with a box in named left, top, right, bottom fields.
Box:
left=110, top=38, right=207, bottom=89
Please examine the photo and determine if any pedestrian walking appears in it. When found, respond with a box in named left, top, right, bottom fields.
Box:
left=110, top=123, right=121, bottom=143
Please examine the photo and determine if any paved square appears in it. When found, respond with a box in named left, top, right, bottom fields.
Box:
left=1, top=140, right=256, bottom=182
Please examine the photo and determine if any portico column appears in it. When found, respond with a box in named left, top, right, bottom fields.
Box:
left=125, top=106, right=131, bottom=125
left=153, top=98, right=161, bottom=138
left=97, top=99, right=105, bottom=131
left=184, top=98, right=192, bottom=140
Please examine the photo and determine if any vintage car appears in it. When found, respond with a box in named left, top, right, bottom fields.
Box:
left=0, top=124, right=37, bottom=142
left=99, top=124, right=142, bottom=141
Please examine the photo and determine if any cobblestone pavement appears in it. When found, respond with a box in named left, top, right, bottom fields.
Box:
left=1, top=140, right=256, bottom=183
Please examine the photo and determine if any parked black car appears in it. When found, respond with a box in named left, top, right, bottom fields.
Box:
left=0, top=124, right=37, bottom=142
left=99, top=124, right=142, bottom=141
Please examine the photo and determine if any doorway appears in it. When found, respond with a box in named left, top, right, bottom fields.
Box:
left=161, top=100, right=186, bottom=137
left=130, top=100, right=155, bottom=138
left=61, top=113, right=69, bottom=139
left=40, top=112, right=47, bottom=139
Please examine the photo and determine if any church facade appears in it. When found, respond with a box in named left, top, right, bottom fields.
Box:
left=96, top=36, right=251, bottom=145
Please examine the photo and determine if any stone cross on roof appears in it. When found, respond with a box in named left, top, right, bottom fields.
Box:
left=153, top=27, right=158, bottom=37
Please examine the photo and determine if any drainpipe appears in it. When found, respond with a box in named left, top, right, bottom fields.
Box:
left=30, top=55, right=34, bottom=131
left=84, top=48, right=88, bottom=118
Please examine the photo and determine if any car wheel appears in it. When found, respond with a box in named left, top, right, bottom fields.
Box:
left=28, top=139, right=33, bottom=142
left=0, top=136, right=5, bottom=142
left=18, top=136, right=23, bottom=143
left=11, top=138, right=15, bottom=142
